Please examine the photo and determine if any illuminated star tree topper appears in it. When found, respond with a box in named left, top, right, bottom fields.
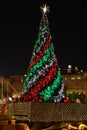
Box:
left=40, top=4, right=50, bottom=15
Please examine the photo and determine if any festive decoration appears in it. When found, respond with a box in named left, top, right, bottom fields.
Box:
left=53, top=80, right=65, bottom=102
left=67, top=92, right=87, bottom=103
left=22, top=4, right=65, bottom=102
left=40, top=4, right=50, bottom=15
left=64, top=97, right=72, bottom=103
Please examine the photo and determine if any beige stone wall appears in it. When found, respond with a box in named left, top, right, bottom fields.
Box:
left=0, top=73, right=87, bottom=99
left=63, top=74, right=87, bottom=94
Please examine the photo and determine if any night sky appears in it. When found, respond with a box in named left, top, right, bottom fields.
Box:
left=0, top=0, right=87, bottom=76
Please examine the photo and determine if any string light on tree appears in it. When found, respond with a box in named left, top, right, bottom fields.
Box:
left=22, top=4, right=65, bottom=102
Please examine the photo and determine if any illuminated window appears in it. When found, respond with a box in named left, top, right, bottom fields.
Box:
left=77, top=76, right=81, bottom=80
left=71, top=77, right=75, bottom=80
left=64, top=77, right=68, bottom=80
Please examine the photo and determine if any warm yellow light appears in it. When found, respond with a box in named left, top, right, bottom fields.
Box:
left=77, top=76, right=81, bottom=79
left=80, top=69, right=83, bottom=73
left=71, top=77, right=75, bottom=80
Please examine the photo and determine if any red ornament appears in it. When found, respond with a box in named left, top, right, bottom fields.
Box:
left=64, top=97, right=72, bottom=103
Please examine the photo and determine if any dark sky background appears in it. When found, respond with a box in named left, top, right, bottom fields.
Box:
left=0, top=0, right=87, bottom=76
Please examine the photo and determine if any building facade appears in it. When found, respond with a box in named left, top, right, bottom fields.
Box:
left=0, top=72, right=87, bottom=100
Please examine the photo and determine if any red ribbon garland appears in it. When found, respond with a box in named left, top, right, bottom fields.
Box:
left=28, top=33, right=51, bottom=71
left=23, top=61, right=58, bottom=102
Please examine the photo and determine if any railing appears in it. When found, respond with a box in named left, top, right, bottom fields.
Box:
left=5, top=102, right=87, bottom=122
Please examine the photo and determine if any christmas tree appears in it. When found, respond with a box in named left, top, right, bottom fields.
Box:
left=22, top=4, right=65, bottom=102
